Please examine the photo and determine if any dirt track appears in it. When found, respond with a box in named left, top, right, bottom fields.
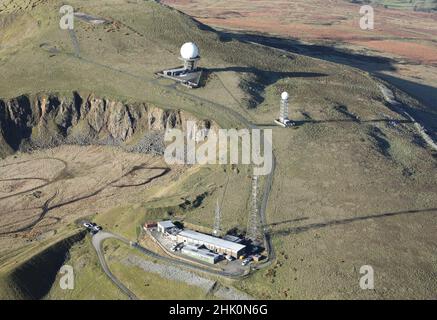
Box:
left=0, top=145, right=179, bottom=255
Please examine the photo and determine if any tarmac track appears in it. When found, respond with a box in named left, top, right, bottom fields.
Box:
left=91, top=231, right=138, bottom=300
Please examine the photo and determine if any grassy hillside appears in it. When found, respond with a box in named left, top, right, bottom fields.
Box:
left=0, top=0, right=436, bottom=299
left=0, top=231, right=85, bottom=299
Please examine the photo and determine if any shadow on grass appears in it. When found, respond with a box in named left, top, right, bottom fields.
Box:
left=375, top=73, right=437, bottom=140
left=267, top=217, right=309, bottom=227
left=209, top=66, right=327, bottom=79
left=209, top=66, right=327, bottom=107
left=271, top=208, right=437, bottom=237
left=256, top=118, right=412, bottom=127
left=218, top=31, right=396, bottom=71
left=293, top=118, right=412, bottom=125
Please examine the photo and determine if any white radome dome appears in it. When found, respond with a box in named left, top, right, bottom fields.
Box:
left=180, top=42, right=199, bottom=60
left=281, top=92, right=289, bottom=100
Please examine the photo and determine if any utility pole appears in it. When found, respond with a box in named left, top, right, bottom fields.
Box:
left=213, top=175, right=229, bottom=237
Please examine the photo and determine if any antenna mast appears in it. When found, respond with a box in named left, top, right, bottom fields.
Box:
left=247, top=175, right=262, bottom=243
left=213, top=198, right=221, bottom=236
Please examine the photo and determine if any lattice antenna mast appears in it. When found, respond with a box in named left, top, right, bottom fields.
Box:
left=213, top=198, right=222, bottom=236
left=279, top=91, right=289, bottom=123
left=247, top=175, right=262, bottom=242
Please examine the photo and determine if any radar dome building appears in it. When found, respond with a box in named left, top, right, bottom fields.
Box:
left=180, top=42, right=199, bottom=60
left=180, top=42, right=200, bottom=72
left=156, top=42, right=203, bottom=88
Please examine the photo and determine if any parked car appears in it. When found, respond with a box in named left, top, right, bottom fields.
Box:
left=83, top=222, right=93, bottom=229
left=84, top=222, right=102, bottom=233
left=242, top=257, right=252, bottom=266
left=225, top=255, right=234, bottom=262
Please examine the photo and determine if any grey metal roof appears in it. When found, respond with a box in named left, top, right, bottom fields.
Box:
left=158, top=220, right=175, bottom=229
left=223, top=235, right=243, bottom=243
left=178, top=230, right=246, bottom=252
left=182, top=244, right=220, bottom=258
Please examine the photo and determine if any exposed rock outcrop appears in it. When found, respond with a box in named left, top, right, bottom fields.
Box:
left=0, top=92, right=214, bottom=157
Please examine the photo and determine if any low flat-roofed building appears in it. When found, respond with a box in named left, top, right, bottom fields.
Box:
left=157, top=220, right=175, bottom=233
left=223, top=234, right=243, bottom=243
left=181, top=244, right=220, bottom=264
left=177, top=230, right=246, bottom=258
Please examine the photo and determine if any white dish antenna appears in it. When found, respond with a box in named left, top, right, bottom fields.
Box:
left=180, top=42, right=199, bottom=60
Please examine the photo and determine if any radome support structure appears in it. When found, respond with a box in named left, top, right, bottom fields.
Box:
left=280, top=92, right=289, bottom=123
left=247, top=175, right=262, bottom=243
left=275, top=92, right=294, bottom=127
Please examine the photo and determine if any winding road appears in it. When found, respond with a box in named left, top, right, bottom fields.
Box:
left=91, top=230, right=253, bottom=299
left=91, top=231, right=138, bottom=300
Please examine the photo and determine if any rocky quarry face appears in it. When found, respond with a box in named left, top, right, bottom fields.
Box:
left=0, top=92, right=214, bottom=157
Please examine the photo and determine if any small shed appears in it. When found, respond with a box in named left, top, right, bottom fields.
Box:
left=157, top=220, right=176, bottom=233
left=143, top=222, right=157, bottom=230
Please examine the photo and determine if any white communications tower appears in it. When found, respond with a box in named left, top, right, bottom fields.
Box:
left=275, top=91, right=294, bottom=127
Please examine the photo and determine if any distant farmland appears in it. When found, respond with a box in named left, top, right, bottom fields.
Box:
left=349, top=0, right=437, bottom=11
